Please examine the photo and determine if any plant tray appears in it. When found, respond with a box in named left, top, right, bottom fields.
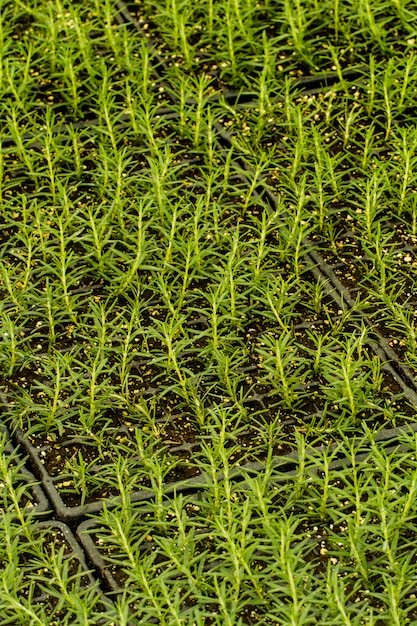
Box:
left=8, top=409, right=417, bottom=521
left=22, top=520, right=114, bottom=622
left=0, top=425, right=49, bottom=517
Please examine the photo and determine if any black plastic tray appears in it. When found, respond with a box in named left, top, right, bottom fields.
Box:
left=76, top=431, right=417, bottom=596
left=31, top=521, right=114, bottom=620
left=3, top=167, right=417, bottom=520
left=8, top=398, right=417, bottom=522
left=0, top=426, right=49, bottom=517
left=78, top=517, right=137, bottom=593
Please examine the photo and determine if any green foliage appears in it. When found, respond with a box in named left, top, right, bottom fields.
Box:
left=1, top=0, right=417, bottom=623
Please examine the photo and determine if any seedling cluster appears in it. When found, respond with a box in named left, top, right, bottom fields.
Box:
left=1, top=0, right=417, bottom=623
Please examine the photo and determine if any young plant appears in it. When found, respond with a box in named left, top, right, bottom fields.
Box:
left=256, top=330, right=308, bottom=409
left=320, top=333, right=383, bottom=421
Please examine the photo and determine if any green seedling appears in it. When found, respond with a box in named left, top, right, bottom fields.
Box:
left=256, top=330, right=308, bottom=409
